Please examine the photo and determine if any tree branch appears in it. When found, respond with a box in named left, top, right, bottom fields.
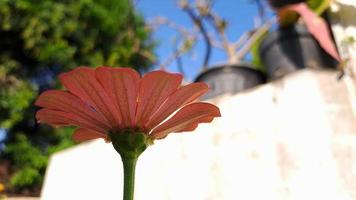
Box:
left=182, top=4, right=212, bottom=69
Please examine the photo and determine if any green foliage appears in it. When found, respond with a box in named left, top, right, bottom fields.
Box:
left=0, top=0, right=154, bottom=70
left=307, top=0, right=331, bottom=14
left=5, top=134, right=47, bottom=190
left=0, top=63, right=36, bottom=128
left=0, top=0, right=154, bottom=195
left=251, top=30, right=268, bottom=74
left=10, top=167, right=41, bottom=189
left=341, top=36, right=356, bottom=46
left=46, top=127, right=75, bottom=155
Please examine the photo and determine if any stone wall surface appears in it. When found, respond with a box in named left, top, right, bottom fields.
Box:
left=40, top=69, right=356, bottom=200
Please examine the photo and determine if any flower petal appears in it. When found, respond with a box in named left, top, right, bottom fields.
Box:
left=145, top=82, right=209, bottom=129
left=36, top=109, right=106, bottom=133
left=135, top=71, right=183, bottom=128
left=150, top=102, right=221, bottom=139
left=35, top=90, right=110, bottom=131
left=72, top=128, right=107, bottom=142
left=95, top=67, right=140, bottom=127
left=59, top=67, right=122, bottom=128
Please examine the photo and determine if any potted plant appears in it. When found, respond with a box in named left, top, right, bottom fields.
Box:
left=177, top=0, right=269, bottom=99
left=149, top=1, right=272, bottom=99
left=194, top=63, right=266, bottom=100
left=255, top=0, right=341, bottom=80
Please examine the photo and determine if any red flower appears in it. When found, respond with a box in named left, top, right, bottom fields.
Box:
left=35, top=66, right=221, bottom=143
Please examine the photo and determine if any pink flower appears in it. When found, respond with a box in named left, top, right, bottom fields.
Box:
left=35, top=66, right=221, bottom=142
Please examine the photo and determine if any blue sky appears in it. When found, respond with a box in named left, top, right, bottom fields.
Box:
left=137, top=0, right=266, bottom=81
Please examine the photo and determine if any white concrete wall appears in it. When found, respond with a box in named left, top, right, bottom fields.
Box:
left=329, top=0, right=356, bottom=127
left=41, top=69, right=356, bottom=200
left=330, top=0, right=356, bottom=77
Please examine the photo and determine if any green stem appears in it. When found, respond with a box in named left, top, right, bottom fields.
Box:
left=122, top=156, right=138, bottom=200
left=109, top=130, right=153, bottom=200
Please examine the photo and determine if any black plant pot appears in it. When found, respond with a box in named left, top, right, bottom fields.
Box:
left=268, top=0, right=305, bottom=9
left=259, top=25, right=338, bottom=80
left=194, top=64, right=266, bottom=100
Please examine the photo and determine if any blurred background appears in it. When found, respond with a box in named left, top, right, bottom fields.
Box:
left=1, top=0, right=355, bottom=199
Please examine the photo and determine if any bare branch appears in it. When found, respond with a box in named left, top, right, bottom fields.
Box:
left=148, top=17, right=196, bottom=37
left=255, top=0, right=266, bottom=25
left=205, top=12, right=231, bottom=51
left=156, top=0, right=274, bottom=71
left=209, top=34, right=224, bottom=49
left=234, top=18, right=275, bottom=61
left=181, top=3, right=212, bottom=69
left=158, top=36, right=197, bottom=72
left=175, top=43, right=185, bottom=76
left=232, top=32, right=252, bottom=50
left=159, top=45, right=185, bottom=71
